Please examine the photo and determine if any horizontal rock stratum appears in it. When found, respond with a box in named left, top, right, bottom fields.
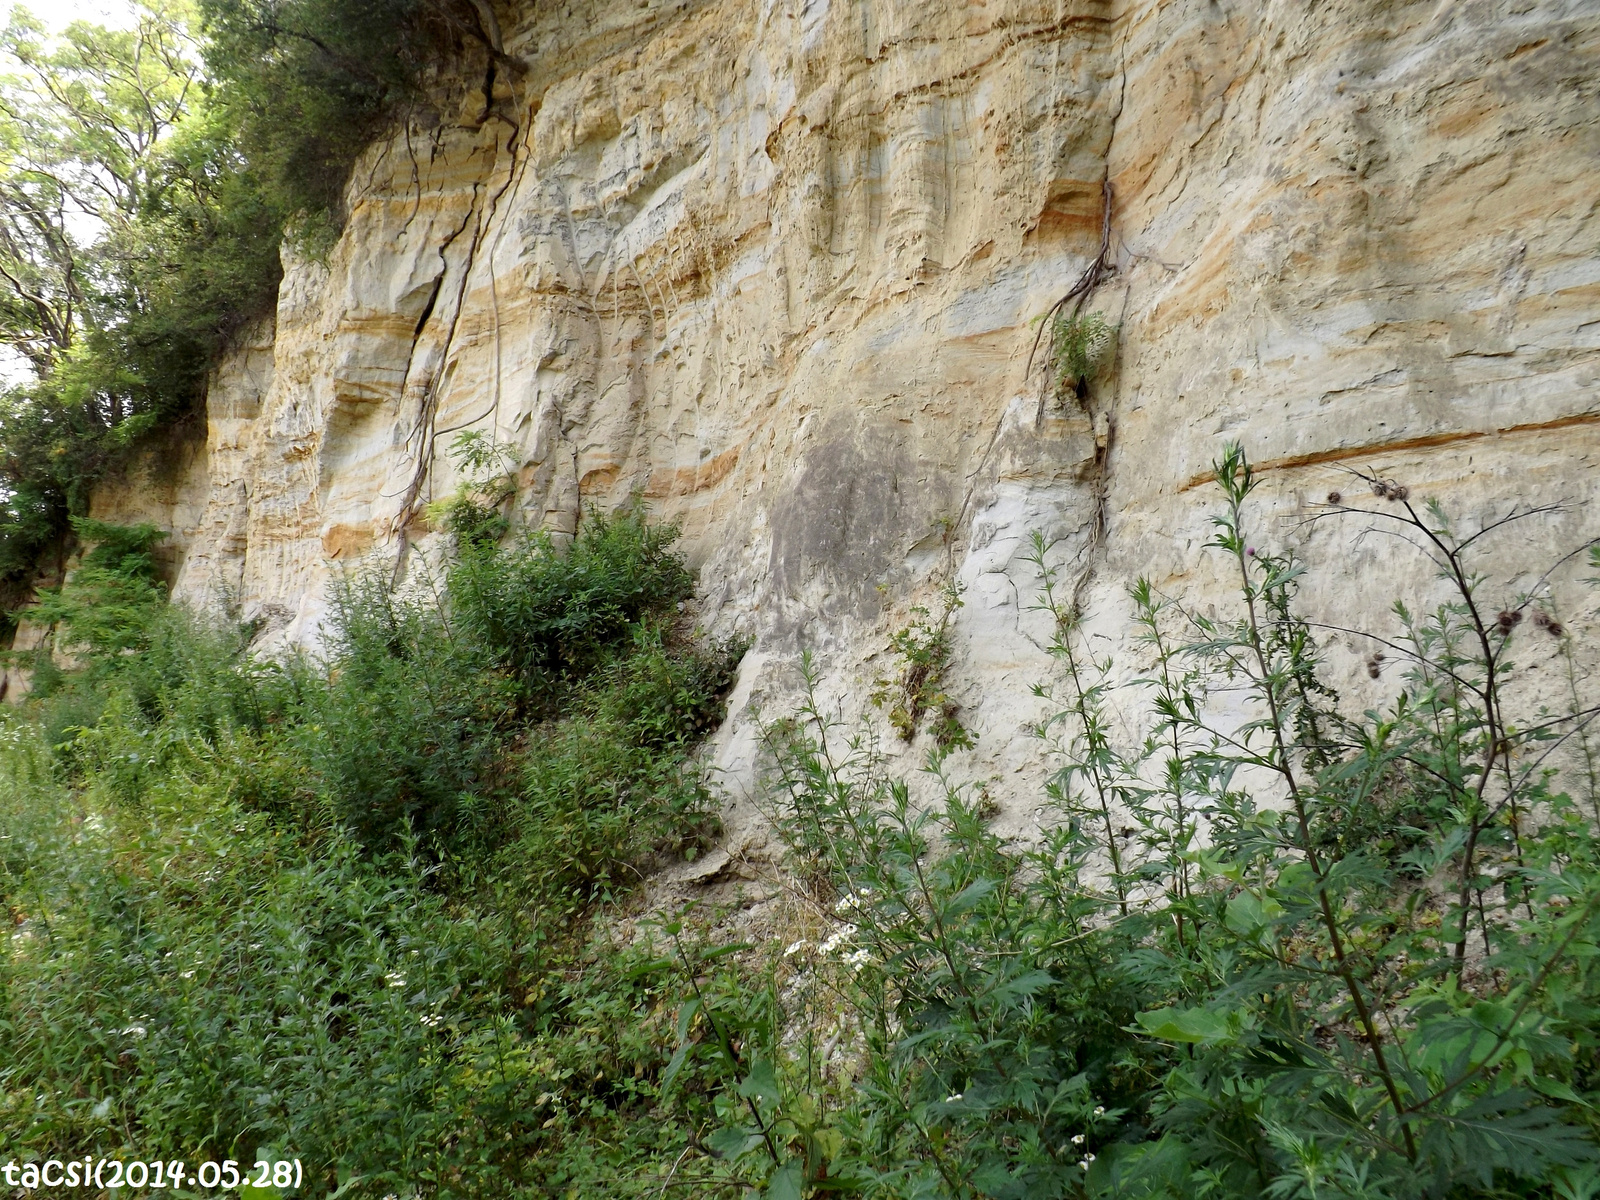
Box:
left=91, top=0, right=1600, bottom=828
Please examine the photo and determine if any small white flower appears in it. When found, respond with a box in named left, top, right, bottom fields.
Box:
left=385, top=972, right=406, bottom=988
left=783, top=940, right=808, bottom=958
left=944, top=1092, right=963, bottom=1103
left=842, top=948, right=871, bottom=968
left=1085, top=1153, right=1096, bottom=1164
left=122, top=1023, right=147, bottom=1039
left=420, top=1013, right=442, bottom=1028
left=1093, top=1105, right=1106, bottom=1117
left=179, top=970, right=195, bottom=980
left=1079, top=1160, right=1091, bottom=1170
left=1071, top=1133, right=1085, bottom=1145
left=834, top=893, right=860, bottom=914
left=819, top=924, right=857, bottom=955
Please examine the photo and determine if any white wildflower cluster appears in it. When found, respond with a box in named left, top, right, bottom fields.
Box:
left=385, top=972, right=406, bottom=989
left=944, top=1092, right=963, bottom=1104
left=818, top=924, right=856, bottom=955
left=841, top=947, right=871, bottom=969
left=419, top=1012, right=443, bottom=1028
left=832, top=886, right=873, bottom=914
left=1078, top=1153, right=1096, bottom=1169
left=783, top=940, right=808, bottom=958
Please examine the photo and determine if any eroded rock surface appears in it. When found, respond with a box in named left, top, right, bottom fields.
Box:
left=90, top=0, right=1600, bottom=828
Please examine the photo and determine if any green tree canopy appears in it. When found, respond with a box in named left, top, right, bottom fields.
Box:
left=0, top=0, right=503, bottom=622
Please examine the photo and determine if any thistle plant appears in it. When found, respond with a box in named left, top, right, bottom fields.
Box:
left=737, top=444, right=1600, bottom=1198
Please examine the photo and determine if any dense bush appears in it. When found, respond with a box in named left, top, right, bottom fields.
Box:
left=1, top=507, right=747, bottom=1196
left=308, top=506, right=714, bottom=856
left=700, top=447, right=1600, bottom=1199
left=6, top=451, right=1599, bottom=1199
left=449, top=504, right=698, bottom=700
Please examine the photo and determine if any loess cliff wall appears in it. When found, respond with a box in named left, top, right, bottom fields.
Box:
left=88, top=0, right=1600, bottom=838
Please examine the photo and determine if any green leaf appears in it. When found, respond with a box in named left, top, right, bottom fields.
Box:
left=943, top=877, right=997, bottom=918
left=706, top=1124, right=764, bottom=1160
left=1224, top=891, right=1282, bottom=935
left=674, top=997, right=701, bottom=1043
left=991, top=969, right=1055, bottom=1005
left=660, top=1040, right=692, bottom=1093
left=765, top=1159, right=805, bottom=1200
left=739, top=1059, right=783, bottom=1106
left=1135, top=1006, right=1239, bottom=1045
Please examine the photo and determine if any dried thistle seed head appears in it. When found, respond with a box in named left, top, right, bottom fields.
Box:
left=1546, top=619, right=1565, bottom=637
left=1367, top=663, right=1381, bottom=679
left=1392, top=484, right=1410, bottom=501
left=1496, top=608, right=1523, bottom=635
left=1327, top=490, right=1342, bottom=504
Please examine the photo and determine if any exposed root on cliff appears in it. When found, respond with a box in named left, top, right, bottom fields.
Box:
left=388, top=105, right=527, bottom=582
left=1027, top=180, right=1115, bottom=428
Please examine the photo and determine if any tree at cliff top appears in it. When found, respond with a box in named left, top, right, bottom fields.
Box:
left=0, top=0, right=510, bottom=622
left=0, top=0, right=281, bottom=615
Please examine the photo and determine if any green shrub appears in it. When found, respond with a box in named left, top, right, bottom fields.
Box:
left=308, top=508, right=714, bottom=857
left=449, top=502, right=696, bottom=701
left=1049, top=309, right=1118, bottom=404
left=0, top=506, right=747, bottom=1196
left=426, top=430, right=519, bottom=544
left=725, top=446, right=1600, bottom=1199
left=310, top=569, right=513, bottom=850
left=497, top=629, right=740, bottom=910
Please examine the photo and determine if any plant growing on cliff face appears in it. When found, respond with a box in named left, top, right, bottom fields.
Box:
left=1048, top=309, right=1118, bottom=406
left=872, top=580, right=973, bottom=751
left=426, top=429, right=519, bottom=543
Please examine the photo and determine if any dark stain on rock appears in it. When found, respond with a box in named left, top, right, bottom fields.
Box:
left=769, top=414, right=913, bottom=622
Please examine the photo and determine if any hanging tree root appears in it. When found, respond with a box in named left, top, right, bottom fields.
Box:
left=1028, top=180, right=1115, bottom=425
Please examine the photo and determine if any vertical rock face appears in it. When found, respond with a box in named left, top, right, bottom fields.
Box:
left=91, top=0, right=1600, bottom=820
